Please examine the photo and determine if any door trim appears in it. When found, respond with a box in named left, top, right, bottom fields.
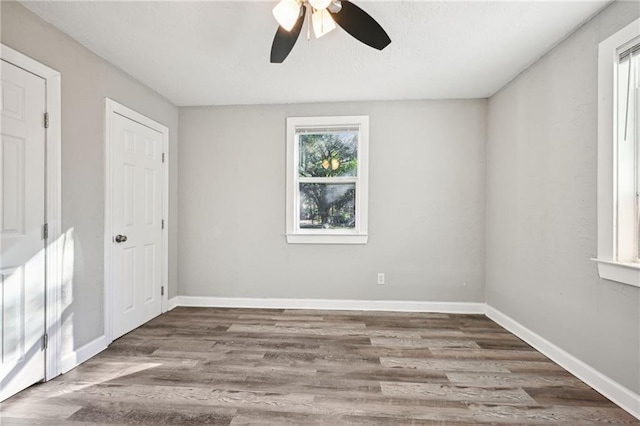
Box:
left=0, top=44, right=62, bottom=381
left=104, top=98, right=169, bottom=344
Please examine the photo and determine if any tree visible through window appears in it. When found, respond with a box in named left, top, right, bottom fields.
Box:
left=298, top=131, right=357, bottom=229
left=286, top=116, right=369, bottom=244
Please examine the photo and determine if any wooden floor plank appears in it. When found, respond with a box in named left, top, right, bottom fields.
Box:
left=0, top=307, right=637, bottom=425
left=380, top=381, right=537, bottom=404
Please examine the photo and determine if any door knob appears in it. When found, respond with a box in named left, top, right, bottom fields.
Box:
left=114, top=234, right=128, bottom=243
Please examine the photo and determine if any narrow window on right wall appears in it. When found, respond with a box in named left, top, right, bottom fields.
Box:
left=595, top=17, right=640, bottom=287
left=617, top=43, right=640, bottom=262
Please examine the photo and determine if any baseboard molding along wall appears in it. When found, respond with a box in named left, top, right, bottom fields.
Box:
left=167, top=296, right=179, bottom=311
left=485, top=305, right=640, bottom=420
left=60, top=335, right=107, bottom=374
left=171, top=296, right=486, bottom=314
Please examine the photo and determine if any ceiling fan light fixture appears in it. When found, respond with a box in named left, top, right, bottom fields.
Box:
left=270, top=0, right=391, bottom=63
left=312, top=8, right=336, bottom=38
left=308, top=0, right=332, bottom=10
left=273, top=0, right=301, bottom=31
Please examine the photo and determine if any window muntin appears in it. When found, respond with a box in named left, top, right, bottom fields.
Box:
left=286, top=116, right=369, bottom=244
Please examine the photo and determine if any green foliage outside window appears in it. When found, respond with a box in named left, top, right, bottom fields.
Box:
left=298, top=132, right=358, bottom=229
left=299, top=132, right=358, bottom=178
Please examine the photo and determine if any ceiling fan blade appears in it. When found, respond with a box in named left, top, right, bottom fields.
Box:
left=329, top=1, right=391, bottom=51
left=270, top=5, right=307, bottom=63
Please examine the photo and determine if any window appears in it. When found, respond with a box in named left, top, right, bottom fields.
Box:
left=286, top=116, right=369, bottom=244
left=617, top=44, right=640, bottom=262
left=595, top=18, right=640, bottom=287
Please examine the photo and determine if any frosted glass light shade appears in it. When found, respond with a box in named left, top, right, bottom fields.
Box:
left=309, top=0, right=332, bottom=10
left=312, top=9, right=336, bottom=38
left=273, top=0, right=301, bottom=31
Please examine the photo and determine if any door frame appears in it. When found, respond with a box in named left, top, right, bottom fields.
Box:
left=0, top=44, right=62, bottom=381
left=104, top=98, right=169, bottom=345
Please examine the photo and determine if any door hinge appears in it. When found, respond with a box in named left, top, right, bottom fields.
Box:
left=162, top=153, right=165, bottom=163
left=42, top=333, right=48, bottom=350
left=44, top=112, right=49, bottom=129
left=161, top=219, right=165, bottom=230
left=42, top=223, right=49, bottom=240
left=161, top=286, right=165, bottom=296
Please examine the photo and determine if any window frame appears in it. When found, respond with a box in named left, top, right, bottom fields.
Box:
left=285, top=115, right=369, bottom=244
left=616, top=49, right=639, bottom=263
left=594, top=18, right=640, bottom=288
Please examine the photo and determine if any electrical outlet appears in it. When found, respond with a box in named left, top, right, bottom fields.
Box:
left=377, top=273, right=385, bottom=285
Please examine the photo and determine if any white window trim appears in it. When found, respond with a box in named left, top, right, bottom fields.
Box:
left=286, top=115, right=369, bottom=244
left=594, top=18, right=640, bottom=288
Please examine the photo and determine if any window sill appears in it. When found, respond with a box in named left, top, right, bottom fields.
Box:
left=592, top=258, right=640, bottom=288
left=286, top=234, right=368, bottom=244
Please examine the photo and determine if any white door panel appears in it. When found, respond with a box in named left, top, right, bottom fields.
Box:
left=0, top=59, right=46, bottom=401
left=111, top=113, right=163, bottom=340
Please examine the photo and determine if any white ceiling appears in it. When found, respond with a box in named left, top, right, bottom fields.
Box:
left=21, top=1, right=610, bottom=106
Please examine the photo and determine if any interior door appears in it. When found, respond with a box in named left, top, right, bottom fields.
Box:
left=111, top=112, right=163, bottom=340
left=0, top=60, right=46, bottom=401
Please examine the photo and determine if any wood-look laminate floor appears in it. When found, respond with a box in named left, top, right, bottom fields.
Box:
left=1, top=307, right=638, bottom=425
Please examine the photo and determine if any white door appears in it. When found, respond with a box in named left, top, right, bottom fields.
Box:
left=0, top=60, right=46, bottom=401
left=111, top=112, right=163, bottom=340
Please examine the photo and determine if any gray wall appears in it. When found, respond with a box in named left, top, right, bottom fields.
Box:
left=179, top=100, right=487, bottom=302
left=0, top=2, right=180, bottom=350
left=486, top=1, right=640, bottom=393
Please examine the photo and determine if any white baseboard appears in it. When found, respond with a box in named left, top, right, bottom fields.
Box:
left=173, top=296, right=486, bottom=314
left=486, top=305, right=640, bottom=420
left=60, top=335, right=107, bottom=374
left=167, top=296, right=179, bottom=311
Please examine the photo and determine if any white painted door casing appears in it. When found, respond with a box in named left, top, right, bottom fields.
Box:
left=0, top=59, right=46, bottom=401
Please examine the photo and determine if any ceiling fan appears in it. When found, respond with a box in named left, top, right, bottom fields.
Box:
left=270, top=0, right=391, bottom=63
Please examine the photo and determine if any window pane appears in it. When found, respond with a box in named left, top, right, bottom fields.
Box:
left=637, top=53, right=640, bottom=260
left=298, top=131, right=358, bottom=177
left=299, top=183, right=356, bottom=229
